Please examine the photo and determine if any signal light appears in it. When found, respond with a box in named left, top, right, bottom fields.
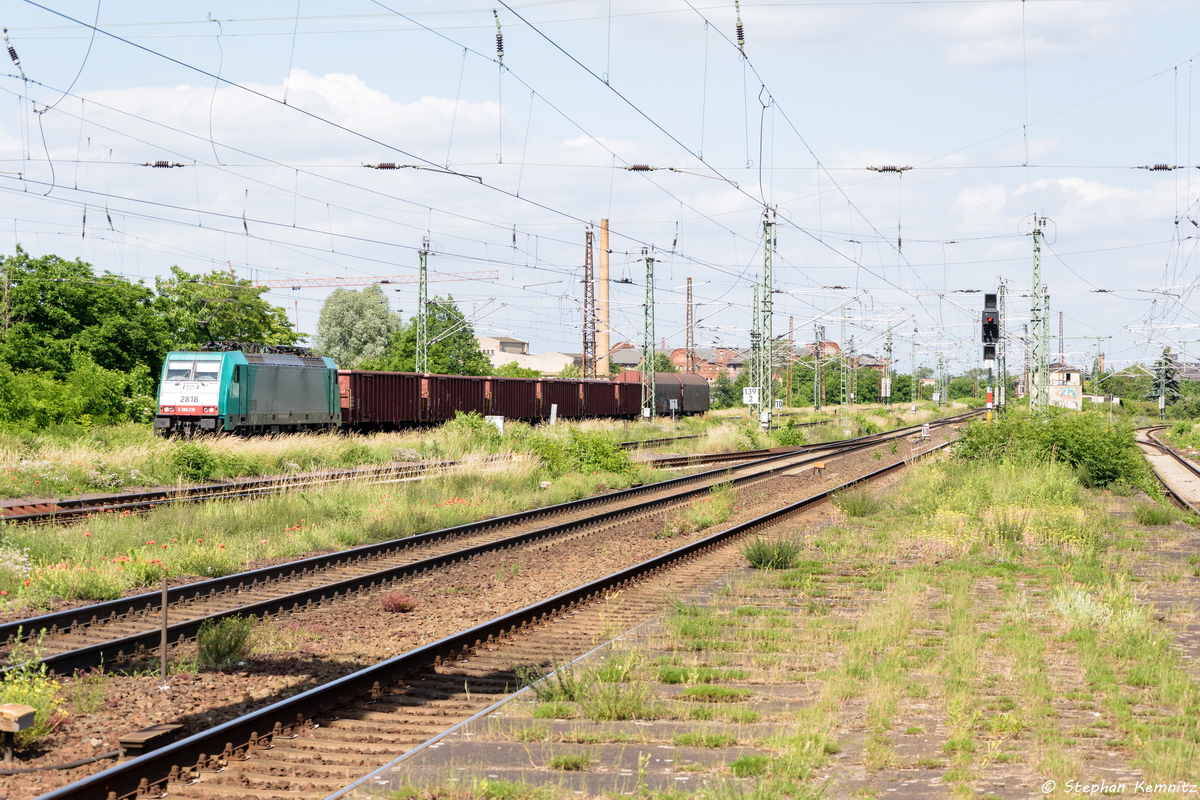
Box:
left=982, top=293, right=999, bottom=360
left=161, top=406, right=175, bottom=413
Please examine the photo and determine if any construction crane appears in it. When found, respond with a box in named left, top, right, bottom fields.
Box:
left=251, top=270, right=499, bottom=289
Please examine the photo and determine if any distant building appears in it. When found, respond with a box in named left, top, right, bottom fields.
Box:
left=476, top=335, right=581, bottom=375
left=1046, top=362, right=1083, bottom=410
left=668, top=347, right=748, bottom=381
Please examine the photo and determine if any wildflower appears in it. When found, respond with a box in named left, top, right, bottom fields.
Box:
left=146, top=540, right=156, bottom=545
left=260, top=539, right=268, bottom=544
left=162, top=544, right=169, bottom=549
left=171, top=538, right=177, bottom=543
left=84, top=532, right=92, bottom=538
left=1, top=591, right=6, bottom=596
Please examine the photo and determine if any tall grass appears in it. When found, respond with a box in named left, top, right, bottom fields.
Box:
left=0, top=455, right=650, bottom=606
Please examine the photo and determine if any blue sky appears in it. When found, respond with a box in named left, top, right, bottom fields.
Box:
left=3, top=1, right=1199, bottom=375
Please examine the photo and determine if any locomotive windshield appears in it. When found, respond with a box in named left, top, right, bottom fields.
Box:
left=165, top=360, right=221, bottom=381
left=194, top=362, right=221, bottom=381
left=165, top=360, right=194, bottom=380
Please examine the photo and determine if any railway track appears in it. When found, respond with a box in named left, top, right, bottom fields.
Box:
left=35, top=420, right=961, bottom=800
left=0, top=412, right=978, bottom=677
left=3, top=424, right=829, bottom=525
left=1137, top=426, right=1200, bottom=514
left=0, top=460, right=469, bottom=525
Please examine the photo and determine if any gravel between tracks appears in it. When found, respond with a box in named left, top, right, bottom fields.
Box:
left=1, top=431, right=955, bottom=800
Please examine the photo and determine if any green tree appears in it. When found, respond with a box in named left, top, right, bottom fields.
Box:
left=366, top=295, right=491, bottom=375
left=314, top=285, right=402, bottom=369
left=711, top=372, right=738, bottom=408
left=556, top=363, right=582, bottom=379
left=636, top=352, right=677, bottom=373
left=0, top=247, right=167, bottom=379
left=1149, top=347, right=1181, bottom=406
left=154, top=266, right=299, bottom=351
left=494, top=361, right=542, bottom=378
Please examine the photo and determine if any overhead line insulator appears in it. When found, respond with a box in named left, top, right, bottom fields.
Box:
left=142, top=161, right=186, bottom=168
left=625, top=165, right=657, bottom=171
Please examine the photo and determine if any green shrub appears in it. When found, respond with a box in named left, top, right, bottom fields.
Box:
left=528, top=429, right=633, bottom=477
left=773, top=418, right=805, bottom=447
left=742, top=535, right=803, bottom=569
left=196, top=615, right=256, bottom=670
left=954, top=414, right=1149, bottom=490
left=171, top=442, right=219, bottom=482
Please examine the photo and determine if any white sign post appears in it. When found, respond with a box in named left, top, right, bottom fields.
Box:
left=742, top=387, right=760, bottom=405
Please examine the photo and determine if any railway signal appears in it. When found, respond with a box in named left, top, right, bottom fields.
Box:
left=982, top=293, right=999, bottom=361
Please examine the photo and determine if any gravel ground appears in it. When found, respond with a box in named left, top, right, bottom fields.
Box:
left=0, top=432, right=953, bottom=799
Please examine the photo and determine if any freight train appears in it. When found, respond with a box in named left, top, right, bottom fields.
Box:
left=154, top=349, right=710, bottom=435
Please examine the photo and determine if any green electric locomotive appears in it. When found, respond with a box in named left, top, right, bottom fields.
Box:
left=154, top=350, right=341, bottom=436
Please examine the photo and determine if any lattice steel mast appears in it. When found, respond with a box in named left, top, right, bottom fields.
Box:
left=642, top=250, right=656, bottom=415
left=416, top=237, right=430, bottom=374
left=582, top=228, right=597, bottom=378
left=1030, top=217, right=1050, bottom=410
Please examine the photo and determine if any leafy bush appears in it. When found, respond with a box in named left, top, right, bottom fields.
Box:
left=772, top=418, right=806, bottom=447
left=528, top=429, right=633, bottom=477
left=742, top=536, right=803, bottom=569
left=954, top=414, right=1149, bottom=490
left=196, top=615, right=256, bottom=670
left=171, top=442, right=219, bottom=482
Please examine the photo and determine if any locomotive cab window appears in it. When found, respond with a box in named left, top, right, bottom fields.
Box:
left=166, top=360, right=194, bottom=380
left=233, top=366, right=240, bottom=381
left=194, top=362, right=221, bottom=382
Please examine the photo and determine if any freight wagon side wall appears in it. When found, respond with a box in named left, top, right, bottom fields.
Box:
left=488, top=377, right=540, bottom=419
left=427, top=375, right=488, bottom=421
left=541, top=380, right=584, bottom=418
left=581, top=380, right=619, bottom=417
left=339, top=371, right=422, bottom=427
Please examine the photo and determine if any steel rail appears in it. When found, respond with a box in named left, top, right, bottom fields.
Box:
left=36, top=439, right=955, bottom=800
left=0, top=411, right=978, bottom=656
left=0, top=412, right=979, bottom=659
left=9, top=430, right=934, bottom=676
left=1138, top=426, right=1200, bottom=515
left=0, top=461, right=462, bottom=524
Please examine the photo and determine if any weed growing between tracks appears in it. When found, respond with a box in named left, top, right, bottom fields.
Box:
left=0, top=456, right=655, bottom=608
left=658, top=482, right=735, bottom=539
left=453, top=454, right=1200, bottom=799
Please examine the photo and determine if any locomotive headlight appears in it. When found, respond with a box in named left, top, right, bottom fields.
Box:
left=161, top=406, right=175, bottom=413
left=203, top=406, right=217, bottom=413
